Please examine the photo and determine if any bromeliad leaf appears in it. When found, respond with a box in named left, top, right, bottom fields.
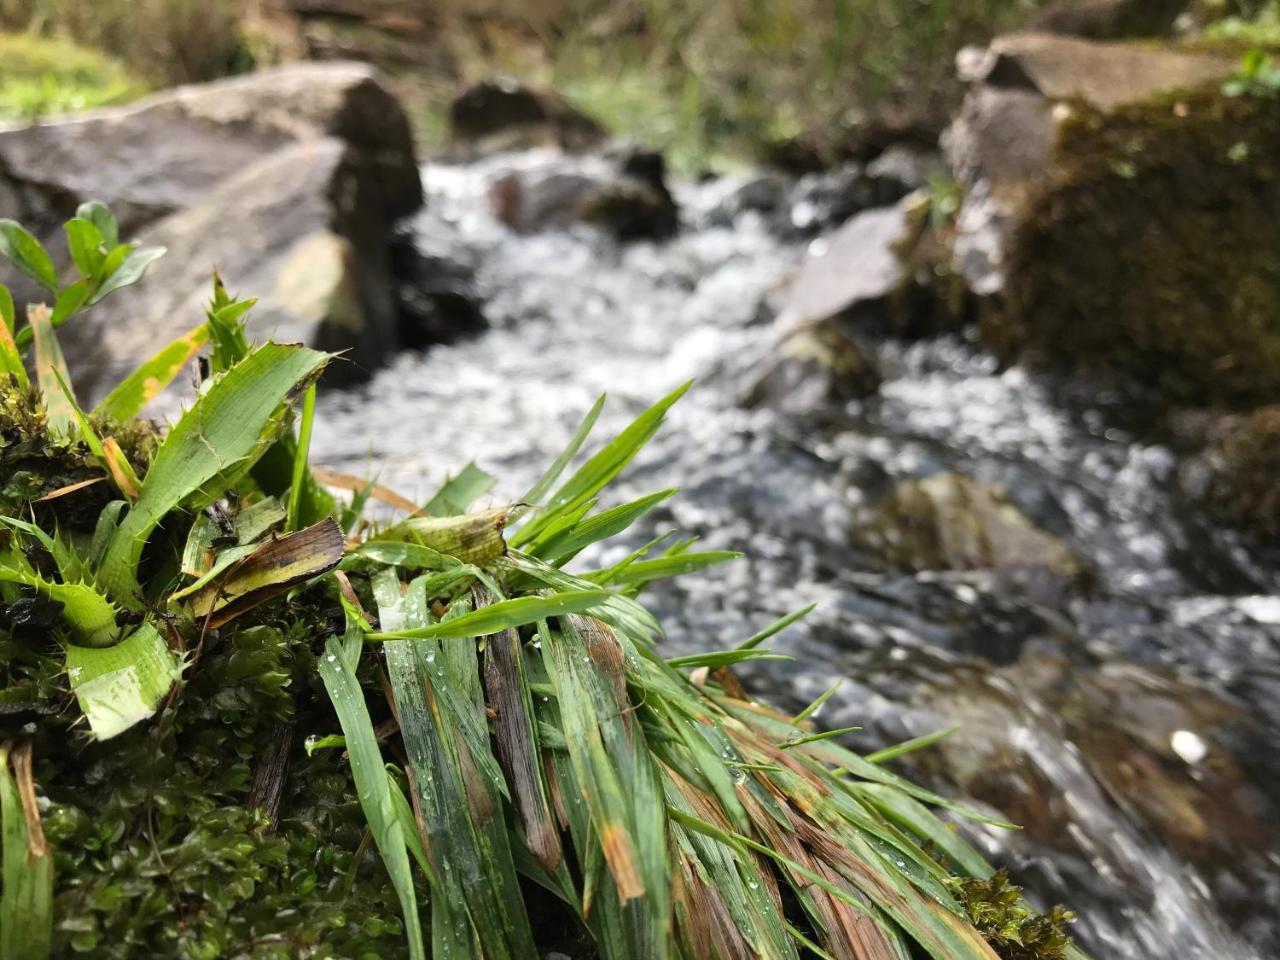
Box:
left=93, top=321, right=211, bottom=421
left=0, top=743, right=53, bottom=960
left=98, top=341, right=330, bottom=603
left=64, top=622, right=183, bottom=739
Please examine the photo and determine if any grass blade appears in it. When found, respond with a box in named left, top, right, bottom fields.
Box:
left=370, top=590, right=610, bottom=641
left=317, top=635, right=427, bottom=960
left=286, top=383, right=318, bottom=532
left=0, top=743, right=52, bottom=960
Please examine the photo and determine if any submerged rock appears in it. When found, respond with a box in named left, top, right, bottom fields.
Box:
left=741, top=318, right=881, bottom=414
left=856, top=472, right=1085, bottom=583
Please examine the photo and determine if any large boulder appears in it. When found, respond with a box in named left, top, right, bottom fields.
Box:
left=943, top=34, right=1280, bottom=408
left=944, top=32, right=1233, bottom=297
left=0, top=62, right=420, bottom=237
left=64, top=140, right=405, bottom=399
left=0, top=62, right=425, bottom=399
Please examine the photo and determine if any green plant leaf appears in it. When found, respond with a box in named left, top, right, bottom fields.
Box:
left=98, top=341, right=329, bottom=603
left=0, top=561, right=119, bottom=649
left=64, top=621, right=182, bottom=739
left=286, top=383, right=318, bottom=532
left=76, top=200, right=118, bottom=248
left=29, top=304, right=77, bottom=435
left=510, top=382, right=690, bottom=548
left=426, top=461, right=496, bottom=516
left=64, top=217, right=105, bottom=278
left=0, top=283, right=25, bottom=384
left=88, top=244, right=165, bottom=305
left=93, top=321, right=210, bottom=420
left=369, top=590, right=610, bottom=641
left=317, top=634, right=427, bottom=960
left=0, top=219, right=56, bottom=292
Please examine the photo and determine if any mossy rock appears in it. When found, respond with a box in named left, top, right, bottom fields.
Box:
left=1188, top=404, right=1280, bottom=537
left=993, top=84, right=1280, bottom=409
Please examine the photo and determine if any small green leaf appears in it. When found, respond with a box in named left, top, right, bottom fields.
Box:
left=64, top=218, right=105, bottom=278
left=93, top=321, right=210, bottom=421
left=89, top=244, right=165, bottom=305
left=76, top=200, right=118, bottom=248
left=0, top=220, right=57, bottom=292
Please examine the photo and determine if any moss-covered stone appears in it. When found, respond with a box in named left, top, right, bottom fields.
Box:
left=1191, top=405, right=1280, bottom=537
left=993, top=84, right=1280, bottom=408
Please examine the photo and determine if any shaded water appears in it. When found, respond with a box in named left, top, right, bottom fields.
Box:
left=313, top=152, right=1280, bottom=958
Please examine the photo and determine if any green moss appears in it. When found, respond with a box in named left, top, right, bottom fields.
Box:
left=7, top=592, right=413, bottom=959
left=1200, top=404, right=1280, bottom=537
left=994, top=83, right=1280, bottom=409
left=949, top=870, right=1076, bottom=960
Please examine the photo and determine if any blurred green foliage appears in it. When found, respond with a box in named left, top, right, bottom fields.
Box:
left=0, top=32, right=144, bottom=122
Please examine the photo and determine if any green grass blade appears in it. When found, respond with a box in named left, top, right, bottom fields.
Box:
left=369, top=590, right=610, bottom=641
left=587, top=550, right=741, bottom=590
left=736, top=604, right=816, bottom=651
left=317, top=635, right=427, bottom=960
left=530, top=489, right=677, bottom=566
left=513, top=394, right=606, bottom=520
left=510, top=382, right=690, bottom=549
left=93, top=321, right=210, bottom=421
left=425, top=461, right=496, bottom=516
left=286, top=383, right=318, bottom=532
left=0, top=743, right=52, bottom=960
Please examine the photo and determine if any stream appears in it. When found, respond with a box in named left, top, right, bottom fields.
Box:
left=313, top=151, right=1280, bottom=959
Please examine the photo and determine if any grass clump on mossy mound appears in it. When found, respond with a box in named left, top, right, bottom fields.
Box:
left=992, top=80, right=1280, bottom=410
left=0, top=202, right=1083, bottom=958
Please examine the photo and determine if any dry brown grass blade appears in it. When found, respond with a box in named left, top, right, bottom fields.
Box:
left=35, top=476, right=106, bottom=502
left=311, top=466, right=426, bottom=516
left=482, top=622, right=563, bottom=870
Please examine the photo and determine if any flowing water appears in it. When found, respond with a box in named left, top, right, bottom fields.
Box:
left=313, top=152, right=1280, bottom=959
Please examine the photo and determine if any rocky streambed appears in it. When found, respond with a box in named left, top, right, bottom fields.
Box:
left=310, top=149, right=1280, bottom=959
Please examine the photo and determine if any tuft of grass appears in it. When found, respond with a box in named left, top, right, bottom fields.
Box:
left=0, top=31, right=144, bottom=121
left=0, top=200, right=1086, bottom=958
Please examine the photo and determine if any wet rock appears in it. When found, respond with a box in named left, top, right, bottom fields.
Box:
left=64, top=139, right=407, bottom=401
left=1181, top=406, right=1280, bottom=538
left=856, top=472, right=1085, bottom=583
left=448, top=78, right=606, bottom=156
left=774, top=201, right=911, bottom=329
left=390, top=224, right=487, bottom=349
left=864, top=145, right=945, bottom=200
left=699, top=172, right=786, bottom=228
left=489, top=150, right=677, bottom=240
left=909, top=657, right=1280, bottom=939
left=741, top=318, right=881, bottom=414
left=781, top=164, right=877, bottom=238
